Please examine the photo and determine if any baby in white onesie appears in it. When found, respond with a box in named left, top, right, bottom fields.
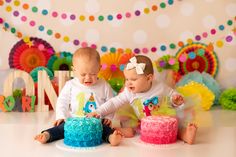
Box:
left=35, top=47, right=124, bottom=146
left=88, top=55, right=197, bottom=144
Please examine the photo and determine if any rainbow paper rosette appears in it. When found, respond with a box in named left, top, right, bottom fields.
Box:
left=176, top=81, right=215, bottom=111
left=176, top=42, right=219, bottom=78
left=8, top=37, right=55, bottom=73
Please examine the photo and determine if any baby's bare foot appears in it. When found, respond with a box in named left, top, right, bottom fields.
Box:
left=109, top=130, right=122, bottom=146
left=181, top=123, right=198, bottom=144
left=34, top=131, right=50, bottom=144
left=116, top=127, right=135, bottom=138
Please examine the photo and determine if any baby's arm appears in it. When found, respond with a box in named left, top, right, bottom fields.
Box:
left=88, top=88, right=131, bottom=118
left=55, top=81, right=71, bottom=121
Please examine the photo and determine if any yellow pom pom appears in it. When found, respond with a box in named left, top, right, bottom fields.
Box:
left=177, top=81, right=215, bottom=110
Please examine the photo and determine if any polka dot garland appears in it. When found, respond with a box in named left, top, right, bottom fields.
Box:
left=2, top=0, right=176, bottom=22
left=2, top=2, right=235, bottom=53
left=0, top=8, right=236, bottom=54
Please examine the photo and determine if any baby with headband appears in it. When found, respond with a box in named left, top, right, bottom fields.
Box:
left=88, top=55, right=197, bottom=144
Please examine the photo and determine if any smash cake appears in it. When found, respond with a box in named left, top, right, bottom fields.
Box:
left=140, top=116, right=178, bottom=144
left=64, top=117, right=103, bottom=147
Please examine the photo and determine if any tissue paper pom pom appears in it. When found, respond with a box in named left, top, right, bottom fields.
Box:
left=219, top=88, right=236, bottom=110
left=108, top=78, right=124, bottom=94
left=30, top=66, right=54, bottom=82
left=176, top=71, right=221, bottom=105
left=176, top=81, right=215, bottom=110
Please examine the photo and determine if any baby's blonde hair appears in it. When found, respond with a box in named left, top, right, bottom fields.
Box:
left=73, top=47, right=100, bottom=64
left=129, top=55, right=154, bottom=75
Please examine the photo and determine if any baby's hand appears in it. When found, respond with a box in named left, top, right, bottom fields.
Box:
left=172, top=94, right=184, bottom=106
left=53, top=119, right=64, bottom=126
left=86, top=112, right=100, bottom=118
left=102, top=118, right=112, bottom=126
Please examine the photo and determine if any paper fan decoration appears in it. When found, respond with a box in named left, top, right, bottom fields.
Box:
left=176, top=81, right=215, bottom=111
left=30, top=66, right=54, bottom=82
left=98, top=52, right=124, bottom=80
left=47, top=51, right=72, bottom=73
left=176, top=42, right=219, bottom=78
left=9, top=37, right=55, bottom=73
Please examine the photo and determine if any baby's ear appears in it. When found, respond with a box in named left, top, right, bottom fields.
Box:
left=146, top=74, right=154, bottom=81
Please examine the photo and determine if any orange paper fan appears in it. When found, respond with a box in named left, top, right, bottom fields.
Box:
left=99, top=52, right=124, bottom=80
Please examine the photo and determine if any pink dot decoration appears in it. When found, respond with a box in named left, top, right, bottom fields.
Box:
left=179, top=54, right=187, bottom=62
left=202, top=32, right=208, bottom=38
left=125, top=12, right=131, bottom=18
left=101, top=64, right=107, bottom=70
left=91, top=44, right=97, bottom=49
left=38, top=44, right=45, bottom=50
left=210, top=29, right=216, bottom=35
left=47, top=48, right=54, bottom=54
left=168, top=58, right=176, bottom=65
left=142, top=48, right=148, bottom=53
left=21, top=16, right=27, bottom=22
left=117, top=14, right=122, bottom=20
left=81, top=42, right=88, bottom=47
left=61, top=13, right=67, bottom=19
left=151, top=47, right=157, bottom=52
left=29, top=20, right=35, bottom=26
left=52, top=11, right=58, bottom=17
left=110, top=64, right=117, bottom=72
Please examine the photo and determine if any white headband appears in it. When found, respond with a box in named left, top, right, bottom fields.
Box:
left=126, top=57, right=146, bottom=74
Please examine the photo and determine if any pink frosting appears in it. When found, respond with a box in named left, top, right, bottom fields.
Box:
left=140, top=116, right=178, bottom=144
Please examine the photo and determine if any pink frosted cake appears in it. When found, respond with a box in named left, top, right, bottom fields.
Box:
left=140, top=116, right=178, bottom=144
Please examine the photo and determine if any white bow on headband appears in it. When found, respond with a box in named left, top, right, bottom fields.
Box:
left=126, top=57, right=146, bottom=74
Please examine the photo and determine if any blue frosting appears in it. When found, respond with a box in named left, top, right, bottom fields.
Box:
left=64, top=117, right=103, bottom=147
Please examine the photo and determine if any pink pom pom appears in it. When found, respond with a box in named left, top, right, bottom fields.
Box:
left=110, top=64, right=117, bottom=72
left=168, top=58, right=175, bottom=65
left=101, top=64, right=107, bottom=70
left=38, top=44, right=45, bottom=51
left=179, top=54, right=187, bottom=62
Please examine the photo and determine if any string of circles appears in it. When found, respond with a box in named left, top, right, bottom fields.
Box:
left=0, top=0, right=175, bottom=22
left=0, top=13, right=235, bottom=54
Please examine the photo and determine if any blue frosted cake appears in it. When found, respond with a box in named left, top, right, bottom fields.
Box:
left=64, top=117, right=103, bottom=147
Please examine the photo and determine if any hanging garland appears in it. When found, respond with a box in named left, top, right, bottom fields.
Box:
left=1, top=15, right=235, bottom=54
left=1, top=0, right=176, bottom=22
left=1, top=0, right=236, bottom=53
